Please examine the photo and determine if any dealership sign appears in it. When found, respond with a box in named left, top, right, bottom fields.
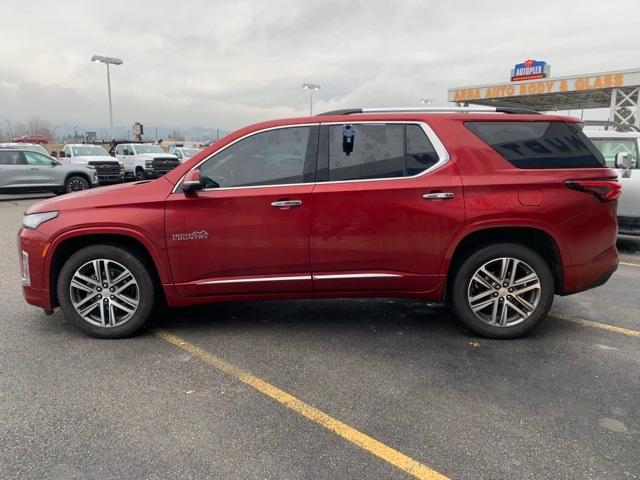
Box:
left=511, top=59, right=550, bottom=81
left=448, top=70, right=639, bottom=103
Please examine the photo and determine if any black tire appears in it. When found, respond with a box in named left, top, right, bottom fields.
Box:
left=57, top=245, right=155, bottom=338
left=135, top=168, right=145, bottom=181
left=65, top=175, right=90, bottom=193
left=450, top=243, right=554, bottom=339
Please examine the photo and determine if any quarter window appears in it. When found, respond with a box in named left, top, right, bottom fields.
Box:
left=326, top=123, right=439, bottom=181
left=198, top=126, right=316, bottom=188
left=465, top=121, right=606, bottom=169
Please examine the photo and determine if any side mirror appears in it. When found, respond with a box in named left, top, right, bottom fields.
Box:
left=615, top=152, right=631, bottom=169
left=615, top=152, right=632, bottom=178
left=182, top=170, right=203, bottom=194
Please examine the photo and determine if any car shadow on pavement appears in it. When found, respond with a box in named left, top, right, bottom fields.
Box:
left=149, top=298, right=567, bottom=344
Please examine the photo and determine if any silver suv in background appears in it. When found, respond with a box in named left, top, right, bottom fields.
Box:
left=0, top=143, right=49, bottom=155
left=61, top=144, right=124, bottom=183
left=0, top=148, right=97, bottom=194
left=584, top=126, right=640, bottom=235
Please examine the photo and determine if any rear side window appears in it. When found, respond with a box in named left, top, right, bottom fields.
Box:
left=325, top=123, right=440, bottom=181
left=0, top=150, right=25, bottom=165
left=465, top=121, right=605, bottom=169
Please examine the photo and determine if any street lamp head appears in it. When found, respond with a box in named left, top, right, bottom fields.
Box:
left=91, top=55, right=124, bottom=65
left=302, top=83, right=320, bottom=91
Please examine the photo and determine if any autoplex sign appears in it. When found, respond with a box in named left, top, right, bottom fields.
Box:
left=447, top=70, right=640, bottom=103
left=511, top=59, right=550, bottom=81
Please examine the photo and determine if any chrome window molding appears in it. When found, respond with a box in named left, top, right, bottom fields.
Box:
left=172, top=121, right=451, bottom=194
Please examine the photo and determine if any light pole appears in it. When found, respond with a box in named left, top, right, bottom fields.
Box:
left=91, top=55, right=123, bottom=139
left=302, top=83, right=320, bottom=116
left=420, top=98, right=433, bottom=105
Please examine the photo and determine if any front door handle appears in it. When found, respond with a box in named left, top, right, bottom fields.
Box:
left=271, top=200, right=303, bottom=208
left=30, top=167, right=39, bottom=171
left=423, top=192, right=455, bottom=200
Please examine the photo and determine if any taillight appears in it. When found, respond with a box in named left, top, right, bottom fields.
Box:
left=565, top=179, right=622, bottom=202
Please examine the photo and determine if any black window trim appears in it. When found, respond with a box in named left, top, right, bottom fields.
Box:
left=173, top=121, right=450, bottom=193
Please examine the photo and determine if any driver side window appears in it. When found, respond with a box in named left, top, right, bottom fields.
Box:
left=198, top=126, right=317, bottom=188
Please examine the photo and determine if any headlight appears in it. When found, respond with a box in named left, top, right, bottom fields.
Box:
left=145, top=159, right=153, bottom=168
left=22, top=211, right=59, bottom=230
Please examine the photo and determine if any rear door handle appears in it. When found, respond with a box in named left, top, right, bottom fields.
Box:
left=30, top=167, right=39, bottom=171
left=271, top=200, right=303, bottom=208
left=423, top=192, right=455, bottom=200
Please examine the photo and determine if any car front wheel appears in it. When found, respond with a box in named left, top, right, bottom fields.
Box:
left=450, top=243, right=554, bottom=339
left=57, top=245, right=155, bottom=338
left=65, top=175, right=90, bottom=193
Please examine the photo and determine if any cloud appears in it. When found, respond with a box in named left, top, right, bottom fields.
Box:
left=0, top=0, right=638, bottom=131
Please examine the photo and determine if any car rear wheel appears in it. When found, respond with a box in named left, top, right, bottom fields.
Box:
left=65, top=175, right=90, bottom=193
left=57, top=245, right=155, bottom=338
left=450, top=243, right=554, bottom=339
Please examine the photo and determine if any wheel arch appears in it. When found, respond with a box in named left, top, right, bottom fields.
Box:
left=47, top=229, right=171, bottom=308
left=443, top=225, right=564, bottom=299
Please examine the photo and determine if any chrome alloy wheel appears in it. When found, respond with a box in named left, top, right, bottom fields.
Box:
left=69, top=259, right=140, bottom=327
left=467, top=257, right=541, bottom=328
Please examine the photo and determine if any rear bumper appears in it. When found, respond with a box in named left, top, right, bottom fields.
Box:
left=561, top=245, right=618, bottom=295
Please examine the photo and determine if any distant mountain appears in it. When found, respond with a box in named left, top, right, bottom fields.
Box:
left=53, top=124, right=230, bottom=143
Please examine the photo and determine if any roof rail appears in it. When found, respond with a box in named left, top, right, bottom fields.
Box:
left=582, top=120, right=640, bottom=133
left=317, top=106, right=542, bottom=116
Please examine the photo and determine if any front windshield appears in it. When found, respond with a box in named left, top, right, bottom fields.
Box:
left=182, top=148, right=201, bottom=157
left=71, top=146, right=109, bottom=156
left=133, top=145, right=165, bottom=154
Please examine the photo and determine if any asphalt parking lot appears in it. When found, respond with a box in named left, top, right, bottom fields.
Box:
left=1, top=198, right=638, bottom=480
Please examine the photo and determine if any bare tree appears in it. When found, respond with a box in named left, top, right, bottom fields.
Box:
left=25, top=116, right=52, bottom=138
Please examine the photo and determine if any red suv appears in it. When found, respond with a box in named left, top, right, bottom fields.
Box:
left=18, top=107, right=620, bottom=339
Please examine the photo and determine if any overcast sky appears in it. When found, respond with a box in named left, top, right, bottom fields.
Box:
left=1, top=0, right=638, bottom=132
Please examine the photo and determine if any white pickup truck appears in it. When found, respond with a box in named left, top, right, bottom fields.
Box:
left=584, top=126, right=640, bottom=236
left=62, top=144, right=124, bottom=184
left=114, top=143, right=180, bottom=181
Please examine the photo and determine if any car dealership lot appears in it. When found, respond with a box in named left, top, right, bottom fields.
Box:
left=1, top=199, right=639, bottom=479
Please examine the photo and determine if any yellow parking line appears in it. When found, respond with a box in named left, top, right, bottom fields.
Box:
left=551, top=313, right=640, bottom=338
left=154, top=329, right=449, bottom=480
left=619, top=261, right=640, bottom=268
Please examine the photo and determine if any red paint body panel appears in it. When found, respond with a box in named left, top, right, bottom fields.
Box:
left=310, top=161, right=465, bottom=295
left=18, top=113, right=619, bottom=311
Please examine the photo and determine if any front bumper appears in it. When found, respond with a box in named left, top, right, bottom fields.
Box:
left=18, top=227, right=53, bottom=309
left=97, top=173, right=125, bottom=184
